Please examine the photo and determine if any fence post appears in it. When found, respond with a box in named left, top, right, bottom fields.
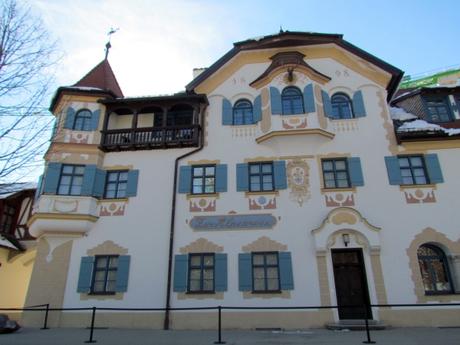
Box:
left=85, top=307, right=97, bottom=343
left=41, top=304, right=50, bottom=330
left=362, top=304, right=375, bottom=344
left=214, top=305, right=225, bottom=344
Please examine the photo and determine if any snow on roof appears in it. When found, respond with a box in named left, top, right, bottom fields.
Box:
left=0, top=182, right=36, bottom=199
left=66, top=86, right=104, bottom=91
left=0, top=236, right=19, bottom=250
left=397, top=119, right=460, bottom=136
left=389, top=107, right=418, bottom=121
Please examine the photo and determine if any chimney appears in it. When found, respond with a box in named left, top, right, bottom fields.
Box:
left=193, top=68, right=207, bottom=78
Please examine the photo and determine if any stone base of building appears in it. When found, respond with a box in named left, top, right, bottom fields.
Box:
left=20, top=309, right=460, bottom=329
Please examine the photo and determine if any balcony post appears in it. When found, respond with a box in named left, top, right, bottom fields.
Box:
left=162, top=107, right=168, bottom=147
left=101, top=108, right=111, bottom=145
left=131, top=109, right=138, bottom=145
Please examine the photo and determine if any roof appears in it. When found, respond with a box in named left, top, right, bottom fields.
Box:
left=391, top=85, right=460, bottom=104
left=100, top=93, right=208, bottom=106
left=73, top=59, right=124, bottom=98
left=49, top=59, right=124, bottom=112
left=186, top=31, right=403, bottom=101
left=0, top=182, right=36, bottom=199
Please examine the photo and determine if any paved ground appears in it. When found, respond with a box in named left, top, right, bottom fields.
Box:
left=1, top=327, right=460, bottom=345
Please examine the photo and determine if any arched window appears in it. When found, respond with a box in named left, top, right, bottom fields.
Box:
left=331, top=93, right=354, bottom=119
left=233, top=99, right=253, bottom=125
left=73, top=109, right=93, bottom=131
left=417, top=244, right=453, bottom=294
left=281, top=87, right=304, bottom=115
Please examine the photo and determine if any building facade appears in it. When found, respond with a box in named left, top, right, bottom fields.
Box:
left=0, top=183, right=36, bottom=309
left=21, top=32, right=460, bottom=329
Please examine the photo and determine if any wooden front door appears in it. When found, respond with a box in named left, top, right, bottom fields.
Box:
left=332, top=249, right=372, bottom=320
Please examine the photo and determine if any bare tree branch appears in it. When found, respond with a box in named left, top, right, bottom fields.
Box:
left=0, top=0, right=60, bottom=185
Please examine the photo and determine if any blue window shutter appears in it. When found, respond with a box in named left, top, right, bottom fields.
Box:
left=91, top=110, right=101, bottom=131
left=173, top=254, right=188, bottom=292
left=270, top=87, right=282, bottom=115
left=273, top=161, right=287, bottom=190
left=126, top=170, right=139, bottom=197
left=115, top=255, right=131, bottom=292
left=238, top=253, right=252, bottom=291
left=81, top=165, right=97, bottom=196
left=43, top=163, right=62, bottom=194
left=425, top=154, right=444, bottom=183
left=214, top=253, right=228, bottom=292
left=353, top=90, right=367, bottom=117
left=384, top=156, right=403, bottom=185
left=279, top=252, right=294, bottom=290
left=236, top=163, right=249, bottom=192
left=35, top=175, right=43, bottom=201
left=321, top=90, right=334, bottom=118
left=222, top=98, right=233, bottom=125
left=64, top=107, right=76, bottom=129
left=347, top=157, right=364, bottom=187
left=253, top=95, right=262, bottom=123
left=303, top=84, right=316, bottom=113
left=215, top=164, right=228, bottom=193
left=93, top=169, right=107, bottom=198
left=77, top=256, right=94, bottom=293
left=178, top=166, right=192, bottom=193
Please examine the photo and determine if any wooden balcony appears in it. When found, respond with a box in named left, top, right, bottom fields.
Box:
left=100, top=124, right=201, bottom=151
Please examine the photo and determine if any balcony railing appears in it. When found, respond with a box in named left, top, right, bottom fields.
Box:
left=100, top=125, right=201, bottom=151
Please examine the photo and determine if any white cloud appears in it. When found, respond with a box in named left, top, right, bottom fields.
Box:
left=30, top=0, right=235, bottom=96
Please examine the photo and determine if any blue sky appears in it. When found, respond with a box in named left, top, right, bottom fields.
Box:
left=30, top=0, right=460, bottom=96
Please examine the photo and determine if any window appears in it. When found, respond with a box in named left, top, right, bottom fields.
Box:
left=1, top=205, right=16, bottom=233
left=398, top=156, right=427, bottom=185
left=57, top=165, right=85, bottom=195
left=73, top=109, right=93, bottom=131
left=233, top=99, right=253, bottom=125
left=91, top=255, right=118, bottom=294
left=417, top=244, right=453, bottom=294
left=331, top=93, right=354, bottom=119
left=322, top=159, right=350, bottom=188
left=249, top=162, right=274, bottom=192
left=104, top=171, right=128, bottom=199
left=188, top=253, right=214, bottom=292
left=282, top=87, right=304, bottom=115
left=192, top=165, right=215, bottom=194
left=425, top=96, right=453, bottom=123
left=252, top=252, right=280, bottom=292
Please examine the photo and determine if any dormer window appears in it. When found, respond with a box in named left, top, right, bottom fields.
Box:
left=233, top=99, right=253, bottom=125
left=424, top=96, right=453, bottom=123
left=281, top=87, right=304, bottom=115
left=331, top=93, right=354, bottom=119
left=73, top=109, right=93, bottom=131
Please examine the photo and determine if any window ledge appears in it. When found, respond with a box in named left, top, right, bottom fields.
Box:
left=99, top=198, right=129, bottom=202
left=245, top=191, right=279, bottom=196
left=231, top=124, right=258, bottom=128
left=251, top=290, right=282, bottom=294
left=424, top=292, right=459, bottom=296
left=88, top=292, right=116, bottom=296
left=321, top=187, right=356, bottom=193
left=186, top=291, right=216, bottom=295
left=186, top=193, right=220, bottom=200
left=329, top=118, right=359, bottom=122
left=399, top=184, right=437, bottom=190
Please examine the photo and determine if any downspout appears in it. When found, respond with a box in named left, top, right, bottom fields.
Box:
left=163, top=104, right=206, bottom=330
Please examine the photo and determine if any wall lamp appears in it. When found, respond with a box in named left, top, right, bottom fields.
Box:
left=342, top=233, right=350, bottom=247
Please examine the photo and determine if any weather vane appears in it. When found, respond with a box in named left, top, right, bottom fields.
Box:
left=105, top=27, right=119, bottom=60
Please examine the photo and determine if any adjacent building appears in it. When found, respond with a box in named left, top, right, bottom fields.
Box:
left=11, top=31, right=460, bottom=329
